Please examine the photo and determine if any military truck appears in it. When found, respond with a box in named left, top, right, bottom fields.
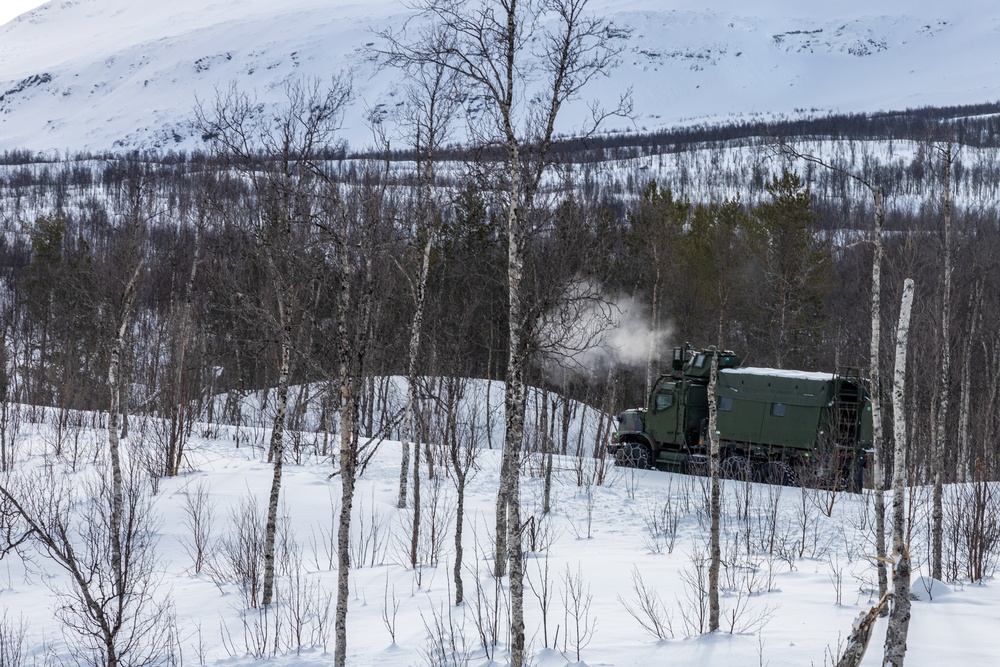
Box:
left=610, top=345, right=873, bottom=489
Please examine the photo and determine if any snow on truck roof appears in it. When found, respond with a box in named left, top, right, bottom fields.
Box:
left=720, top=367, right=836, bottom=382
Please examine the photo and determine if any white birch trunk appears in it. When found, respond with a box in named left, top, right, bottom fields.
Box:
left=409, top=398, right=422, bottom=568
left=870, top=187, right=889, bottom=601
left=403, top=232, right=433, bottom=564
left=108, top=261, right=141, bottom=596
left=261, top=327, right=290, bottom=607
left=448, top=395, right=471, bottom=605
left=837, top=594, right=891, bottom=667
left=932, top=141, right=953, bottom=581
left=708, top=350, right=721, bottom=632
left=498, top=165, right=528, bottom=666
left=541, top=392, right=554, bottom=515
left=398, top=95, right=443, bottom=508
left=883, top=277, right=914, bottom=667
left=334, top=226, right=358, bottom=667
left=494, top=42, right=525, bottom=571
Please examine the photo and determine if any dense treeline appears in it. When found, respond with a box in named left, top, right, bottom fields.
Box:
left=1, top=124, right=999, bottom=486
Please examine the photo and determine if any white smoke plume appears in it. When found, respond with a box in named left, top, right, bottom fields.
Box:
left=536, top=280, right=673, bottom=383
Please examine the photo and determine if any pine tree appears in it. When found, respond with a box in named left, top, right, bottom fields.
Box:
left=749, top=169, right=831, bottom=368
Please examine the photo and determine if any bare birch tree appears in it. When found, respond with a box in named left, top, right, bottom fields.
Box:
left=108, top=261, right=142, bottom=594
left=777, top=142, right=890, bottom=599
left=883, top=277, right=915, bottom=667
left=333, top=162, right=388, bottom=667
left=390, top=46, right=458, bottom=569
left=163, top=212, right=205, bottom=477
left=106, top=160, right=155, bottom=595
left=442, top=375, right=479, bottom=605
left=382, top=3, right=626, bottom=664
left=0, top=461, right=172, bottom=667
left=870, top=186, right=889, bottom=602
left=198, top=78, right=351, bottom=607
left=333, top=197, right=359, bottom=667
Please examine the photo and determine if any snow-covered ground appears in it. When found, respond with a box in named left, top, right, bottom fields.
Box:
left=2, top=0, right=1000, bottom=154
left=1, top=381, right=998, bottom=666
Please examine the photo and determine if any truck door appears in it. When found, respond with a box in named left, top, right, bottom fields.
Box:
left=646, top=381, right=682, bottom=446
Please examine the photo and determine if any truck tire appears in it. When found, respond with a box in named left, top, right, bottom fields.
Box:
left=759, top=460, right=796, bottom=486
left=721, top=455, right=751, bottom=480
left=615, top=442, right=651, bottom=469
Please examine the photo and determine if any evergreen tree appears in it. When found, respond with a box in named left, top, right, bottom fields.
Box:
left=625, top=181, right=689, bottom=390
left=678, top=198, right=752, bottom=348
left=22, top=213, right=101, bottom=408
left=748, top=170, right=831, bottom=367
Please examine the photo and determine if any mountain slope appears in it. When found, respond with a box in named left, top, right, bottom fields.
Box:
left=1, top=0, right=999, bottom=153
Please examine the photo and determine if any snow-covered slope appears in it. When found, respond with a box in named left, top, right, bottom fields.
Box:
left=3, top=387, right=1000, bottom=667
left=1, top=0, right=999, bottom=154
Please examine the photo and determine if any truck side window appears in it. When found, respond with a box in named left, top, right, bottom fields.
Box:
left=719, top=396, right=733, bottom=411
left=771, top=403, right=786, bottom=417
left=655, top=394, right=674, bottom=411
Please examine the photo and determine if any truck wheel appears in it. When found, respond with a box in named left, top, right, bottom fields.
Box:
left=626, top=442, right=652, bottom=470
left=616, top=443, right=651, bottom=469
left=721, top=455, right=751, bottom=480
left=759, top=461, right=796, bottom=486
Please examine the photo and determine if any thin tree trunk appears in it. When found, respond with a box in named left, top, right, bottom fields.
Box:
left=261, top=328, right=291, bottom=607
left=410, top=402, right=422, bottom=569
left=108, top=261, right=141, bottom=600
left=398, top=432, right=411, bottom=508
left=883, top=277, right=914, bottom=667
left=932, top=141, right=953, bottom=581
left=541, top=388, right=553, bottom=514
left=495, top=142, right=524, bottom=579
left=708, top=349, right=721, bottom=632
left=398, top=185, right=436, bottom=510
left=334, top=230, right=358, bottom=667
left=646, top=262, right=660, bottom=396
left=956, top=284, right=981, bottom=483
left=453, top=464, right=466, bottom=605
left=496, top=133, right=530, bottom=664
left=334, top=389, right=357, bottom=667
left=448, top=387, right=469, bottom=605
left=560, top=390, right=573, bottom=456
left=167, top=220, right=203, bottom=476
left=333, top=166, right=380, bottom=667
left=837, top=594, right=891, bottom=667
left=870, top=187, right=889, bottom=602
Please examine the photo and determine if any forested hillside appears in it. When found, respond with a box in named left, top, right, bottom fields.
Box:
left=2, top=101, right=999, bottom=483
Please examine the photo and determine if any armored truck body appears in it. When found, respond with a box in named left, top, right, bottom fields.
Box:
left=611, top=346, right=873, bottom=488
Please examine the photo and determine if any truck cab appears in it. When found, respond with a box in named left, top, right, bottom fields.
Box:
left=611, top=345, right=740, bottom=470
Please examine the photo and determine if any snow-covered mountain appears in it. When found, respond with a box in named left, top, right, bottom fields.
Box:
left=1, top=0, right=999, bottom=154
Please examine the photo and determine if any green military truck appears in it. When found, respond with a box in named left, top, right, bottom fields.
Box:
left=610, top=345, right=873, bottom=489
